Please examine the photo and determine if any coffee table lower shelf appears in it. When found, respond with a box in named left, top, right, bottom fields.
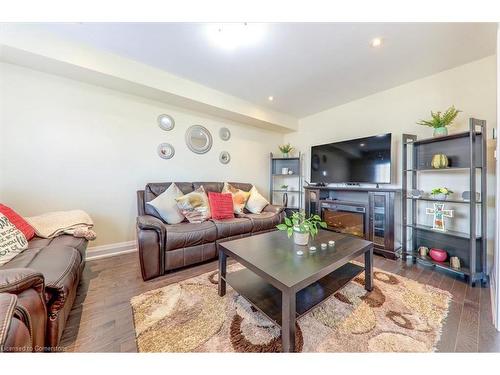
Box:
left=224, top=262, right=364, bottom=327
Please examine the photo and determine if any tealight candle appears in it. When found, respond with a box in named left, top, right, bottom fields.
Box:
left=296, top=250, right=304, bottom=256
left=328, top=240, right=335, bottom=247
left=309, top=246, right=317, bottom=252
left=321, top=243, right=327, bottom=250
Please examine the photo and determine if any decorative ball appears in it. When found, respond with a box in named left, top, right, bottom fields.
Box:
left=429, top=248, right=448, bottom=262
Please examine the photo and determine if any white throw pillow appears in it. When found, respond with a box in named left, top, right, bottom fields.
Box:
left=0, top=213, right=28, bottom=266
left=245, top=186, right=270, bottom=214
left=146, top=183, right=185, bottom=224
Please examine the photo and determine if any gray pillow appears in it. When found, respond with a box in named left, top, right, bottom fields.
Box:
left=146, top=183, right=185, bottom=224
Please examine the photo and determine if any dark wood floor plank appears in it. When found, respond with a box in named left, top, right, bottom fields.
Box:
left=57, top=252, right=498, bottom=352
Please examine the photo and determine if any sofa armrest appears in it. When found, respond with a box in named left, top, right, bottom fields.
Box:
left=0, top=269, right=44, bottom=296
left=136, top=215, right=167, bottom=281
left=262, top=204, right=284, bottom=214
left=0, top=293, right=33, bottom=352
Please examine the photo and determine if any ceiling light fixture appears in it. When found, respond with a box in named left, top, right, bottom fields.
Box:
left=206, top=23, right=266, bottom=50
left=371, top=38, right=383, bottom=47
left=268, top=96, right=274, bottom=101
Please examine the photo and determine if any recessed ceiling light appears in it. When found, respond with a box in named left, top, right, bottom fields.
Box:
left=268, top=96, right=274, bottom=101
left=371, top=38, right=383, bottom=47
left=206, top=23, right=266, bottom=50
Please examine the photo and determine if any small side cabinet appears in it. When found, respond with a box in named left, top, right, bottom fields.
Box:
left=368, top=191, right=399, bottom=259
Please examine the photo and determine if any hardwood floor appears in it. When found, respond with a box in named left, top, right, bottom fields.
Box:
left=59, top=252, right=500, bottom=352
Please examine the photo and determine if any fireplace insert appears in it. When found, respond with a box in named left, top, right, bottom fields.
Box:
left=320, top=201, right=367, bottom=239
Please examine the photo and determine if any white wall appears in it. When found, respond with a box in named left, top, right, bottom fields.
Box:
left=0, top=62, right=283, bottom=247
left=285, top=55, right=497, bottom=269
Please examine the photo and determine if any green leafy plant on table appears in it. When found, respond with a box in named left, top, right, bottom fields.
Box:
left=277, top=211, right=327, bottom=245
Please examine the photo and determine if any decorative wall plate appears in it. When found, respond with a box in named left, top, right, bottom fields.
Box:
left=219, top=151, right=231, bottom=164
left=158, top=114, right=175, bottom=131
left=219, top=127, right=231, bottom=141
left=186, top=125, right=213, bottom=154
left=157, top=143, right=175, bottom=159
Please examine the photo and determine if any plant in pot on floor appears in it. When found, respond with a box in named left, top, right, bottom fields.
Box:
left=277, top=211, right=327, bottom=245
left=417, top=105, right=461, bottom=137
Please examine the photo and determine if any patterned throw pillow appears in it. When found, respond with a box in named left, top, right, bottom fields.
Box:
left=0, top=213, right=28, bottom=266
left=175, top=186, right=211, bottom=223
left=146, top=183, right=185, bottom=224
left=0, top=204, right=35, bottom=240
left=208, top=192, right=235, bottom=220
left=222, top=182, right=251, bottom=214
left=245, top=186, right=270, bottom=214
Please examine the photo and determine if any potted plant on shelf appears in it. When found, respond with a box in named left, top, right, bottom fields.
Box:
left=430, top=187, right=453, bottom=200
left=278, top=143, right=294, bottom=158
left=417, top=106, right=461, bottom=137
left=276, top=211, right=327, bottom=246
left=280, top=184, right=289, bottom=191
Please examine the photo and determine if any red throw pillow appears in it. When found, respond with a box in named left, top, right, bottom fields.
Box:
left=0, top=204, right=35, bottom=240
left=208, top=192, right=235, bottom=220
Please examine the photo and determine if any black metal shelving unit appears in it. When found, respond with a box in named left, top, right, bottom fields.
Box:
left=402, top=118, right=487, bottom=286
left=269, top=152, right=303, bottom=215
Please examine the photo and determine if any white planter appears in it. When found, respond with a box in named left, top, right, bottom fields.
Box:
left=293, top=231, right=310, bottom=246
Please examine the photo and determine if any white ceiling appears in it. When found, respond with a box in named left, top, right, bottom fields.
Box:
left=36, top=23, right=496, bottom=118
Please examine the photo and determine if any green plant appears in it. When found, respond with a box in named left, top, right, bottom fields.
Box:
left=280, top=184, right=288, bottom=190
left=417, top=106, right=461, bottom=129
left=278, top=143, right=294, bottom=154
left=276, top=211, right=327, bottom=238
left=431, top=187, right=453, bottom=196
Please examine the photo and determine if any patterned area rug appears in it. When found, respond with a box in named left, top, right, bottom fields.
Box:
left=130, top=264, right=451, bottom=352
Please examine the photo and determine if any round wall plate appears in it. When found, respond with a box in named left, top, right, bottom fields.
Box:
left=219, top=151, right=231, bottom=164
left=157, top=143, right=175, bottom=159
left=219, top=127, right=231, bottom=141
left=185, top=125, right=213, bottom=154
left=158, top=114, right=175, bottom=131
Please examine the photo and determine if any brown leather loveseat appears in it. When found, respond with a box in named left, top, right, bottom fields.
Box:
left=0, top=235, right=87, bottom=351
left=136, top=182, right=285, bottom=281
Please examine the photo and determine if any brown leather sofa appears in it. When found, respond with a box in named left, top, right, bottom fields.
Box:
left=0, top=293, right=33, bottom=352
left=0, top=234, right=87, bottom=351
left=137, top=182, right=285, bottom=281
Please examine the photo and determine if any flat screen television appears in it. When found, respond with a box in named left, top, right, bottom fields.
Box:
left=310, top=133, right=392, bottom=184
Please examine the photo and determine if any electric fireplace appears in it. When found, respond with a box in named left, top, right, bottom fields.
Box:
left=320, top=201, right=367, bottom=239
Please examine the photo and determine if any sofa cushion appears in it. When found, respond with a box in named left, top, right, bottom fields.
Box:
left=146, top=183, right=185, bottom=224
left=193, top=182, right=223, bottom=193
left=164, top=220, right=217, bottom=252
left=212, top=217, right=252, bottom=239
left=208, top=192, right=234, bottom=220
left=175, top=186, right=211, bottom=223
left=144, top=182, right=194, bottom=219
left=0, top=213, right=29, bottom=267
left=0, top=204, right=35, bottom=241
left=239, top=211, right=282, bottom=233
left=245, top=186, right=270, bottom=214
left=222, top=182, right=251, bottom=214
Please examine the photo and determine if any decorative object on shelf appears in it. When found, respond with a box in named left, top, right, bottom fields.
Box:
left=282, top=192, right=288, bottom=207
left=417, top=105, right=461, bottom=137
left=429, top=248, right=448, bottom=262
left=219, top=127, right=231, bottom=141
left=185, top=125, right=213, bottom=154
left=157, top=143, right=175, bottom=159
left=276, top=211, right=327, bottom=246
left=426, top=203, right=454, bottom=232
left=408, top=189, right=424, bottom=199
left=450, top=256, right=461, bottom=269
left=219, top=151, right=230, bottom=164
left=278, top=143, right=294, bottom=158
left=157, top=114, right=175, bottom=131
left=281, top=167, right=289, bottom=175
left=430, top=187, right=453, bottom=201
left=462, top=191, right=481, bottom=202
left=431, top=154, right=449, bottom=169
left=418, top=246, right=429, bottom=257
left=280, top=184, right=288, bottom=191
left=288, top=170, right=293, bottom=175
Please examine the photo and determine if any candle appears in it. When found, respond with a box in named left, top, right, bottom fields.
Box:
left=309, top=246, right=317, bottom=252
left=328, top=240, right=335, bottom=246
left=296, top=250, right=304, bottom=256
left=321, top=243, right=327, bottom=250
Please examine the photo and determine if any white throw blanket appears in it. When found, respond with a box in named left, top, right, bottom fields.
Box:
left=26, top=210, right=96, bottom=240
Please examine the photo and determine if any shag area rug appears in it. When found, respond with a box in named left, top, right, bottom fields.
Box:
left=130, top=263, right=451, bottom=352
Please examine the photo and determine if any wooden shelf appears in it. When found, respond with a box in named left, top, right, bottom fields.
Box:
left=405, top=223, right=479, bottom=240
left=406, top=197, right=481, bottom=204
left=403, top=131, right=482, bottom=146
left=410, top=253, right=471, bottom=276
left=224, top=262, right=364, bottom=326
left=272, top=190, right=301, bottom=193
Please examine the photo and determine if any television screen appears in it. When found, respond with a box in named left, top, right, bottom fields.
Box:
left=310, top=133, right=392, bottom=184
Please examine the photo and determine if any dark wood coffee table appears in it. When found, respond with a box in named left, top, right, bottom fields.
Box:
left=218, top=230, right=373, bottom=352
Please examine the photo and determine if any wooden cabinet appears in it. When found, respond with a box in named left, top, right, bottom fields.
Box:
left=368, top=191, right=397, bottom=259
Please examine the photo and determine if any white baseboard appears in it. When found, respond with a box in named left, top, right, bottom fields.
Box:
left=86, top=240, right=137, bottom=261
